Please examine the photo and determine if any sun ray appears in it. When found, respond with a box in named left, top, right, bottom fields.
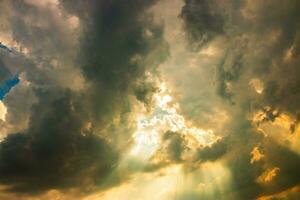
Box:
left=130, top=81, right=219, bottom=160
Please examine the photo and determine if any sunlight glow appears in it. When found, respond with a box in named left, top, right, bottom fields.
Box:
left=85, top=165, right=183, bottom=200
left=0, top=101, right=7, bottom=121
left=251, top=146, right=264, bottom=164
left=253, top=111, right=300, bottom=156
left=257, top=167, right=280, bottom=184
left=249, top=78, right=264, bottom=94
left=131, top=82, right=218, bottom=160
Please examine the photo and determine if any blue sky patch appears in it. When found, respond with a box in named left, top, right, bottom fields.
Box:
left=0, top=74, right=20, bottom=100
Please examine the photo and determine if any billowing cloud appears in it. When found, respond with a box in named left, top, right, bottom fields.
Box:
left=0, top=92, right=118, bottom=193
left=0, top=0, right=168, bottom=196
left=0, top=0, right=300, bottom=199
left=177, top=0, right=300, bottom=199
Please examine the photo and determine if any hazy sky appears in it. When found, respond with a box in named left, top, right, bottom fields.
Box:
left=0, top=0, right=300, bottom=199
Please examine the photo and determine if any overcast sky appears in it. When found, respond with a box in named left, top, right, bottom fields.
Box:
left=0, top=0, right=300, bottom=199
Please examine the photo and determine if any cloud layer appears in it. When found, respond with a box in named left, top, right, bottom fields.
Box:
left=0, top=0, right=300, bottom=199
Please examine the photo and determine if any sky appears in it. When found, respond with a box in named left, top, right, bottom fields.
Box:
left=0, top=0, right=300, bottom=199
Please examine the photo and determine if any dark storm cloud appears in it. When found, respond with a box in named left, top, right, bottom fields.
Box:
left=60, top=0, right=168, bottom=148
left=216, top=51, right=244, bottom=104
left=0, top=59, right=11, bottom=82
left=181, top=0, right=300, bottom=116
left=0, top=0, right=82, bottom=136
left=181, top=0, right=224, bottom=50
left=257, top=1, right=300, bottom=121
left=148, top=131, right=186, bottom=167
left=162, top=131, right=185, bottom=162
left=0, top=0, right=167, bottom=195
left=147, top=132, right=228, bottom=171
left=259, top=140, right=300, bottom=196
left=180, top=0, right=300, bottom=199
left=0, top=91, right=118, bottom=193
left=219, top=119, right=264, bottom=199
left=134, top=81, right=158, bottom=108
left=197, top=137, right=228, bottom=162
left=142, top=131, right=188, bottom=173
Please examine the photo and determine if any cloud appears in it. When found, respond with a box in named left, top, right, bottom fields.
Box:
left=0, top=0, right=300, bottom=199
left=155, top=131, right=186, bottom=163
left=64, top=0, right=168, bottom=150
left=0, top=43, right=13, bottom=53
left=178, top=0, right=300, bottom=198
left=181, top=0, right=224, bottom=50
left=0, top=91, right=118, bottom=193
left=0, top=0, right=168, bottom=195
left=197, top=137, right=228, bottom=162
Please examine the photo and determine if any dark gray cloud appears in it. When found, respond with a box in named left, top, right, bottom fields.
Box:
left=0, top=91, right=118, bottom=193
left=1, top=0, right=300, bottom=199
left=144, top=131, right=186, bottom=171
left=0, top=59, right=11, bottom=83
left=180, top=0, right=300, bottom=199
left=69, top=0, right=168, bottom=149
left=259, top=140, right=300, bottom=197
left=162, top=131, right=185, bottom=162
left=0, top=0, right=167, bottom=195
left=197, top=137, right=228, bottom=162
left=181, top=0, right=224, bottom=50
left=147, top=131, right=227, bottom=171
